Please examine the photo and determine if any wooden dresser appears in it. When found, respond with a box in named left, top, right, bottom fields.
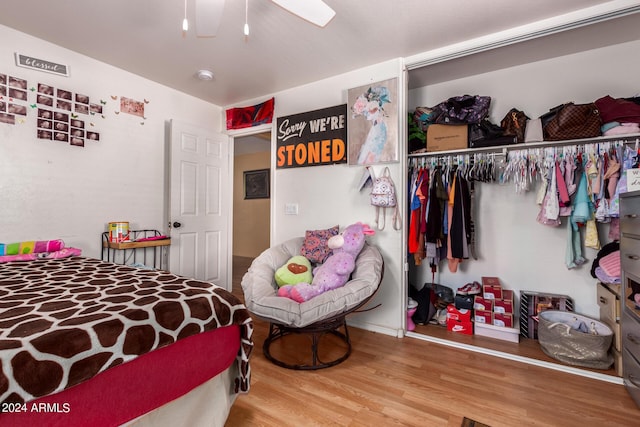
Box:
left=597, top=281, right=622, bottom=376
left=620, top=190, right=640, bottom=407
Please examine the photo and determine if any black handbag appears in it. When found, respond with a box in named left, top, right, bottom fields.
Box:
left=469, top=119, right=516, bottom=148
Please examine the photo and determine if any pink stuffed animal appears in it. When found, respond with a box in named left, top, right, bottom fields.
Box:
left=278, top=222, right=375, bottom=303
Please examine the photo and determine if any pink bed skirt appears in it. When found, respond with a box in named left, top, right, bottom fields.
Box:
left=1, top=325, right=241, bottom=426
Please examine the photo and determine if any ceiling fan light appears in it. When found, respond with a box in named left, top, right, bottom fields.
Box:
left=271, top=0, right=335, bottom=28
left=196, top=69, right=214, bottom=81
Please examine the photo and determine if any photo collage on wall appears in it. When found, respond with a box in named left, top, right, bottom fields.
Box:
left=0, top=73, right=28, bottom=125
left=36, top=83, right=101, bottom=147
left=0, top=70, right=102, bottom=148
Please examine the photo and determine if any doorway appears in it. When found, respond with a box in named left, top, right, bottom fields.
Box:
left=232, top=131, right=271, bottom=296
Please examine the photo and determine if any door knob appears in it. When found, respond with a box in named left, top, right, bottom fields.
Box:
left=172, top=221, right=182, bottom=228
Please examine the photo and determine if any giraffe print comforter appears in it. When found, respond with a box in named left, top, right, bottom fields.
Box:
left=0, top=257, right=252, bottom=404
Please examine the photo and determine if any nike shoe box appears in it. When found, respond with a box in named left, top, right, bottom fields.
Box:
left=446, top=304, right=473, bottom=335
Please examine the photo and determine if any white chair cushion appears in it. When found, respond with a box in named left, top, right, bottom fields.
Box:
left=241, top=237, right=383, bottom=328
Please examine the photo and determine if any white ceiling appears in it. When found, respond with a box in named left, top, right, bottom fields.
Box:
left=0, top=0, right=636, bottom=107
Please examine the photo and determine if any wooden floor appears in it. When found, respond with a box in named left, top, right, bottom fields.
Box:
left=226, top=256, right=640, bottom=427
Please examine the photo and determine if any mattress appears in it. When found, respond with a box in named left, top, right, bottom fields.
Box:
left=0, top=256, right=253, bottom=425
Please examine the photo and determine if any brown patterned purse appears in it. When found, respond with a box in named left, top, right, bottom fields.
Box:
left=501, top=108, right=529, bottom=143
left=543, top=102, right=602, bottom=141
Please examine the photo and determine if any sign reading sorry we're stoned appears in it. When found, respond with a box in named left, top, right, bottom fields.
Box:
left=276, top=104, right=347, bottom=168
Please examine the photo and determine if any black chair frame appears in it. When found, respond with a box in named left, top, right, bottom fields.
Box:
left=262, top=264, right=384, bottom=370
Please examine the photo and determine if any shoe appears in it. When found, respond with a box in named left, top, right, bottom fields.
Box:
left=467, top=281, right=481, bottom=295
left=458, top=281, right=481, bottom=296
left=437, top=309, right=447, bottom=326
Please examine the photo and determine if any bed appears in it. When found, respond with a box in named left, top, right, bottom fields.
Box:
left=0, top=255, right=252, bottom=427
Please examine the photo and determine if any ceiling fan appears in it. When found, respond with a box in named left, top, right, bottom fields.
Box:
left=194, top=0, right=336, bottom=37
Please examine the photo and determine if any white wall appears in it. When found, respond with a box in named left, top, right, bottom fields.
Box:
left=248, top=58, right=406, bottom=336
left=0, top=25, right=221, bottom=259
left=407, top=38, right=640, bottom=318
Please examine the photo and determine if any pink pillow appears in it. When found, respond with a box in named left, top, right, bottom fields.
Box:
left=300, top=225, right=339, bottom=264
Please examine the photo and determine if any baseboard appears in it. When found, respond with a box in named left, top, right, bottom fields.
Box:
left=406, top=331, right=623, bottom=385
left=347, top=319, right=402, bottom=338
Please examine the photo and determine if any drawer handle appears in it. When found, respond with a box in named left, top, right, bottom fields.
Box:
left=627, top=254, right=640, bottom=261
left=629, top=374, right=640, bottom=388
left=625, top=214, right=638, bottom=219
left=599, top=296, right=607, bottom=304
left=628, top=333, right=640, bottom=345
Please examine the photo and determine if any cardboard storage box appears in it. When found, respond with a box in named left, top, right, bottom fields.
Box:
left=473, top=296, right=494, bottom=312
left=474, top=310, right=493, bottom=325
left=482, top=277, right=503, bottom=299
left=493, top=313, right=514, bottom=328
left=446, top=304, right=472, bottom=322
left=426, top=124, right=468, bottom=152
left=494, top=299, right=514, bottom=314
left=447, top=318, right=473, bottom=335
left=475, top=322, right=520, bottom=343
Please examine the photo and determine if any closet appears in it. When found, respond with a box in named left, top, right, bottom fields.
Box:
left=403, top=11, right=640, bottom=379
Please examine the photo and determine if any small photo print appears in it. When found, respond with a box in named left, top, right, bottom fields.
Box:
left=0, top=113, right=16, bottom=125
left=90, top=103, right=103, bottom=114
left=8, top=76, right=27, bottom=89
left=54, top=132, right=68, bottom=142
left=70, top=127, right=84, bottom=138
left=86, top=131, right=100, bottom=141
left=70, top=137, right=84, bottom=147
left=57, top=88, right=72, bottom=100
left=54, top=121, right=68, bottom=132
left=37, top=119, right=52, bottom=129
left=37, top=129, right=52, bottom=140
left=0, top=101, right=5, bottom=112
left=56, top=99, right=71, bottom=111
left=75, top=93, right=89, bottom=104
left=0, top=74, right=6, bottom=85
left=37, top=94, right=53, bottom=106
left=38, top=83, right=54, bottom=95
left=120, top=96, right=144, bottom=117
left=8, top=104, right=27, bottom=115
left=70, top=118, right=84, bottom=128
left=0, top=86, right=6, bottom=96
left=9, top=88, right=27, bottom=101
left=38, top=108, right=52, bottom=119
left=54, top=111, right=68, bottom=122
left=74, top=103, right=88, bottom=115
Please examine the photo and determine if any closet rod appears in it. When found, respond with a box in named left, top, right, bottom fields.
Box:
left=408, top=132, right=640, bottom=158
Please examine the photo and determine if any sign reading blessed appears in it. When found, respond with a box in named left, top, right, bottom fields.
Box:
left=276, top=104, right=347, bottom=168
left=15, top=53, right=70, bottom=77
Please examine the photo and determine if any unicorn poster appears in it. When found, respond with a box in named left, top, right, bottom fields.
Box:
left=347, top=78, right=398, bottom=165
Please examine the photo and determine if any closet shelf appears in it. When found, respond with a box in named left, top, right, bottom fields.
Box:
left=408, top=132, right=640, bottom=158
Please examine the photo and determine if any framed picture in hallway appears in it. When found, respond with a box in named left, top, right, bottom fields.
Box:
left=244, top=169, right=270, bottom=199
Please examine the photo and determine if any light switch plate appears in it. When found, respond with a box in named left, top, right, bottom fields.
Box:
left=284, top=203, right=298, bottom=215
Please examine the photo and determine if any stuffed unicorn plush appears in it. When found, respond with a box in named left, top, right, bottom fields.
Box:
left=278, top=222, right=375, bottom=303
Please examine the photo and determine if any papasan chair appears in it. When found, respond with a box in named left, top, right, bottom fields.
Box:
left=241, top=236, right=384, bottom=370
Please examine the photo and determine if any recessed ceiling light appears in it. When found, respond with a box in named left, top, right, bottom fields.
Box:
left=196, top=69, right=214, bottom=81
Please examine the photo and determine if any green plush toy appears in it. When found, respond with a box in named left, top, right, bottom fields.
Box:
left=274, top=255, right=313, bottom=287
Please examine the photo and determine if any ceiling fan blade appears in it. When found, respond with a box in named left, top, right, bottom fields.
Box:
left=271, top=0, right=336, bottom=28
left=195, top=0, right=225, bottom=37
